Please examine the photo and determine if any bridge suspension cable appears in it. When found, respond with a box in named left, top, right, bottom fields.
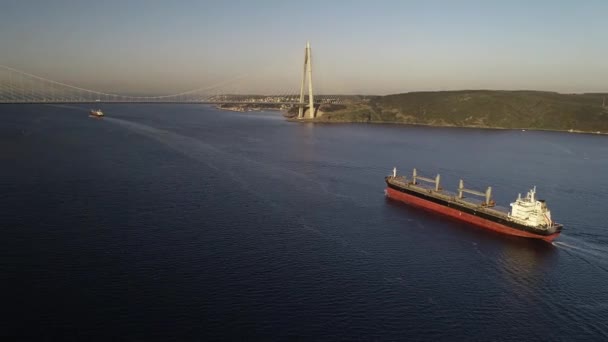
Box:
left=0, top=43, right=345, bottom=105
left=0, top=64, right=270, bottom=103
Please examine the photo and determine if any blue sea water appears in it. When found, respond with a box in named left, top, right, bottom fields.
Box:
left=2, top=104, right=608, bottom=340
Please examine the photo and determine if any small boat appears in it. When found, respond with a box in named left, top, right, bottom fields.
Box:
left=89, top=109, right=104, bottom=118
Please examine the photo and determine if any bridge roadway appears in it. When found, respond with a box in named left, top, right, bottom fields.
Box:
left=0, top=101, right=322, bottom=105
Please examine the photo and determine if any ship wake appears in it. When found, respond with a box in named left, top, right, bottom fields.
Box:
left=104, top=117, right=355, bottom=204
left=553, top=237, right=608, bottom=274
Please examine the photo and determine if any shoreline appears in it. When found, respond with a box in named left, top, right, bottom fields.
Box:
left=285, top=117, right=608, bottom=136
left=210, top=101, right=608, bottom=136
left=214, top=104, right=287, bottom=113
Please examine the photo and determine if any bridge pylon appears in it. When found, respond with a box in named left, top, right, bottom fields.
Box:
left=298, top=41, right=315, bottom=119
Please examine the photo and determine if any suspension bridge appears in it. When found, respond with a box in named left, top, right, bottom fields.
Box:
left=0, top=42, right=342, bottom=119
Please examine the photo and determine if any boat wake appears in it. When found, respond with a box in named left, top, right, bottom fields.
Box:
left=44, top=104, right=90, bottom=112
left=104, top=117, right=355, bottom=204
left=103, top=117, right=385, bottom=263
left=553, top=236, right=608, bottom=274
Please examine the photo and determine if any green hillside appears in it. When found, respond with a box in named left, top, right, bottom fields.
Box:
left=314, top=91, right=608, bottom=133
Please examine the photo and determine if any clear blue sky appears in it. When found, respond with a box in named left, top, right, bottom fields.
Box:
left=1, top=0, right=606, bottom=95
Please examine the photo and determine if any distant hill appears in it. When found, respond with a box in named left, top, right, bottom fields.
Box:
left=313, top=90, right=608, bottom=133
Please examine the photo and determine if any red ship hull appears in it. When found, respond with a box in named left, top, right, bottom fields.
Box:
left=386, top=187, right=560, bottom=242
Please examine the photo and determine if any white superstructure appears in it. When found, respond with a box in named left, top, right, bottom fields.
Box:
left=508, top=187, right=553, bottom=228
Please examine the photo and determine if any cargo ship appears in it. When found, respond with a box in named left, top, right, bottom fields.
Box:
left=89, top=109, right=104, bottom=118
left=385, top=168, right=562, bottom=242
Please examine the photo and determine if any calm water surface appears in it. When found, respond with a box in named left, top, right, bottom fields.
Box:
left=2, top=104, right=608, bottom=340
